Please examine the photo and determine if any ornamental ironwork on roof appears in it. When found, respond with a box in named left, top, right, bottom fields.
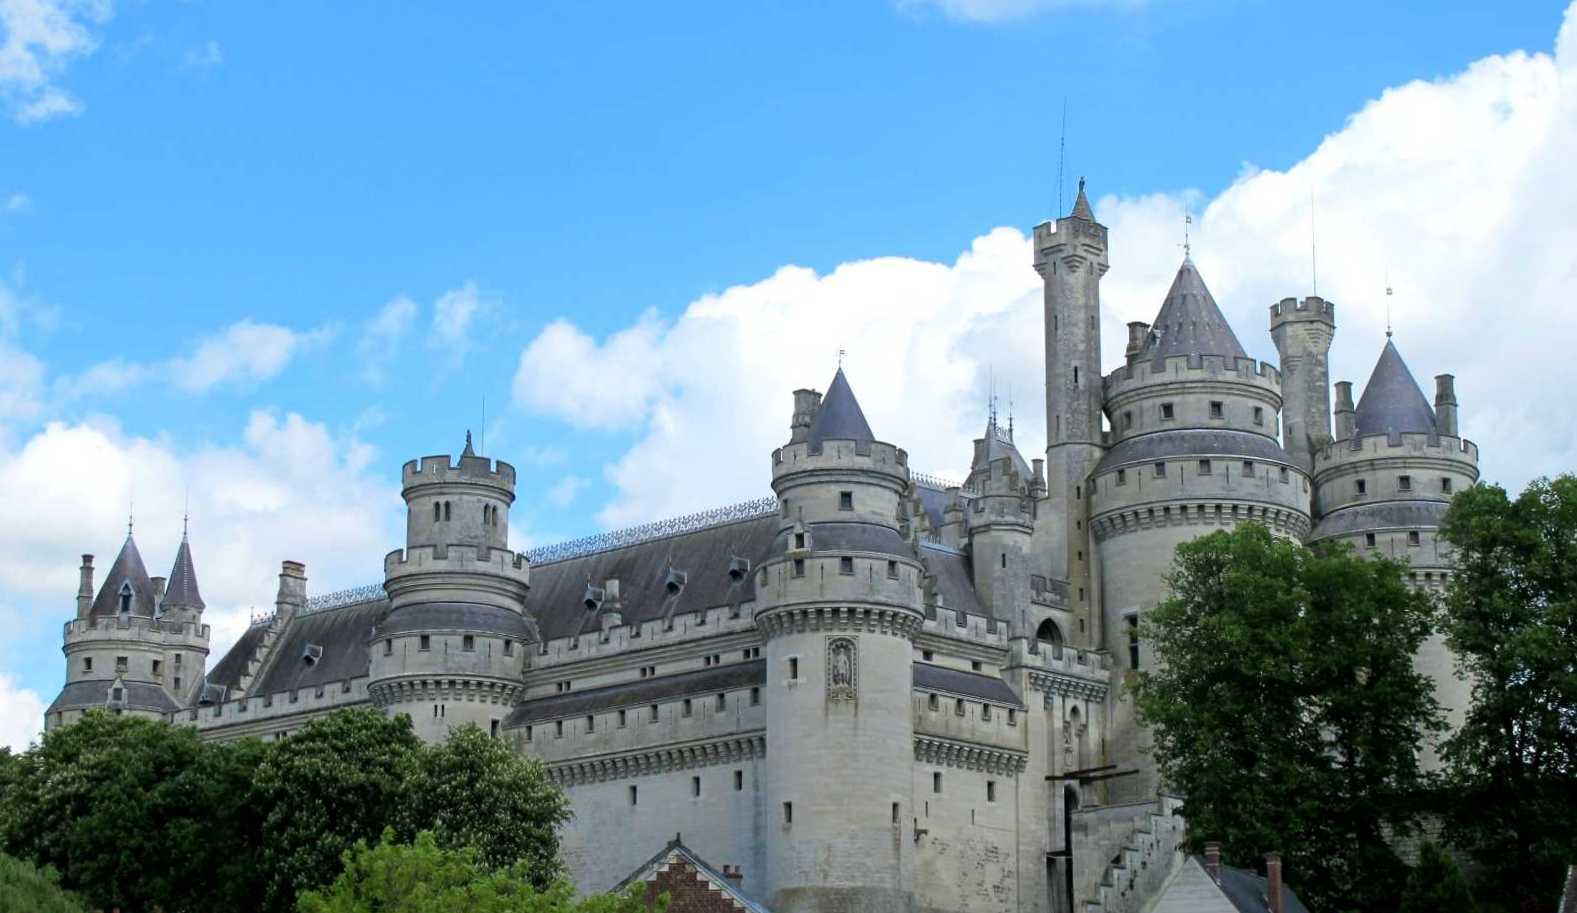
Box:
left=526, top=496, right=780, bottom=566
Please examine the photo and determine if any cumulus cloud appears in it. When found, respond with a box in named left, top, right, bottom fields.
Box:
left=0, top=673, right=44, bottom=752
left=513, top=4, right=1577, bottom=529
left=179, top=38, right=220, bottom=74
left=896, top=0, right=1138, bottom=23
left=546, top=475, right=588, bottom=508
left=357, top=294, right=418, bottom=384
left=0, top=411, right=402, bottom=670
left=0, top=0, right=113, bottom=124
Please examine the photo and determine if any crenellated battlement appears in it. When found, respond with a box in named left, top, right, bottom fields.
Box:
left=1104, top=353, right=1282, bottom=398
left=772, top=438, right=909, bottom=480
left=63, top=615, right=210, bottom=646
left=1268, top=295, right=1336, bottom=328
left=384, top=543, right=530, bottom=577
left=1314, top=431, right=1479, bottom=470
left=401, top=452, right=517, bottom=495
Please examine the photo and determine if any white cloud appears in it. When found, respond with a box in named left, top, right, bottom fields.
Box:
left=0, top=411, right=402, bottom=673
left=179, top=38, right=220, bottom=74
left=513, top=4, right=1577, bottom=529
left=896, top=0, right=1138, bottom=23
left=5, top=192, right=30, bottom=213
left=431, top=281, right=482, bottom=350
left=0, top=673, right=44, bottom=752
left=546, top=474, right=588, bottom=508
left=357, top=294, right=418, bottom=384
left=60, top=318, right=335, bottom=398
left=0, top=0, right=113, bottom=124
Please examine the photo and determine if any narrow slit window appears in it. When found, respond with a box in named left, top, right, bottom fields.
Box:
left=735, top=770, right=744, bottom=791
left=783, top=802, right=793, bottom=824
left=933, top=771, right=942, bottom=793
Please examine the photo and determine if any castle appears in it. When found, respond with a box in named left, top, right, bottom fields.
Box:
left=44, top=184, right=1479, bottom=913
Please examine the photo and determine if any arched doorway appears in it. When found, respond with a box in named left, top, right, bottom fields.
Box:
left=1036, top=618, right=1063, bottom=656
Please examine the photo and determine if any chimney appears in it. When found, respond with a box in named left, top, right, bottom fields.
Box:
left=151, top=576, right=167, bottom=614
left=1125, top=321, right=1151, bottom=365
left=1333, top=381, right=1356, bottom=441
left=77, top=555, right=95, bottom=619
left=1434, top=374, right=1458, bottom=437
left=1031, top=459, right=1047, bottom=496
left=1204, top=842, right=1222, bottom=883
left=723, top=864, right=743, bottom=886
left=1265, top=852, right=1283, bottom=913
left=275, top=560, right=308, bottom=624
left=789, top=389, right=823, bottom=443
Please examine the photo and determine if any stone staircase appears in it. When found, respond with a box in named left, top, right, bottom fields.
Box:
left=1078, top=795, right=1186, bottom=913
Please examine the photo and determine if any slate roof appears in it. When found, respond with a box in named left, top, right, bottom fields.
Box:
left=1215, top=863, right=1311, bottom=913
left=205, top=622, right=270, bottom=692
left=1355, top=339, right=1437, bottom=437
left=772, top=521, right=912, bottom=558
left=378, top=601, right=535, bottom=639
left=163, top=534, right=204, bottom=611
left=1310, top=499, right=1449, bottom=541
left=806, top=368, right=876, bottom=450
left=1095, top=429, right=1294, bottom=475
left=529, top=514, right=780, bottom=642
left=969, top=415, right=1031, bottom=487
left=920, top=545, right=985, bottom=620
left=1139, top=258, right=1249, bottom=364
left=504, top=660, right=766, bottom=727
left=247, top=598, right=390, bottom=697
left=914, top=663, right=1022, bottom=707
left=89, top=535, right=157, bottom=618
left=47, top=679, right=181, bottom=715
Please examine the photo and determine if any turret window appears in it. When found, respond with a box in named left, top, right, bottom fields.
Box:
left=1161, top=402, right=1175, bottom=420
left=82, top=657, right=92, bottom=672
left=839, top=557, right=854, bottom=575
left=1365, top=532, right=1377, bottom=548
left=1280, top=467, right=1290, bottom=483
left=152, top=660, right=162, bottom=677
left=839, top=491, right=854, bottom=511
left=1253, top=406, right=1265, bottom=425
left=928, top=694, right=939, bottom=711
left=1116, top=469, right=1127, bottom=486
left=1209, top=401, right=1224, bottom=418
left=1442, top=477, right=1453, bottom=493
left=1355, top=479, right=1368, bottom=495
left=1242, top=461, right=1255, bottom=477
left=462, top=635, right=475, bottom=652
left=1153, top=462, right=1166, bottom=478
left=650, top=704, right=659, bottom=721
left=1198, top=459, right=1212, bottom=475
left=503, top=640, right=514, bottom=656
left=1408, top=531, right=1421, bottom=546
left=1399, top=475, right=1413, bottom=491
left=444, top=501, right=452, bottom=521
left=434, top=503, right=441, bottom=522
left=887, top=560, right=898, bottom=579
left=174, top=653, right=181, bottom=667
left=1121, top=411, right=1133, bottom=430
left=116, top=655, right=128, bottom=673
left=955, top=698, right=966, bottom=716
left=792, top=559, right=805, bottom=577
left=1126, top=615, right=1140, bottom=669
left=384, top=639, right=392, bottom=656
left=419, top=635, right=431, bottom=651
left=682, top=698, right=693, bottom=718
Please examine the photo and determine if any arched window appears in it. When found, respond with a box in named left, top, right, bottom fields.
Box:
left=1036, top=618, right=1063, bottom=655
left=118, top=582, right=133, bottom=614
left=434, top=502, right=441, bottom=522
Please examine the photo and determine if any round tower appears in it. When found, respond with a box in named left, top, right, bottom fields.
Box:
left=759, top=369, right=924, bottom=913
left=369, top=435, right=532, bottom=743
left=1088, top=258, right=1312, bottom=797
left=1310, top=340, right=1479, bottom=765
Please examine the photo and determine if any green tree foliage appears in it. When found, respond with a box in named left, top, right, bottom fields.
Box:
left=1439, top=475, right=1577, bottom=913
left=1131, top=523, right=1444, bottom=913
left=398, top=724, right=571, bottom=885
left=252, top=708, right=423, bottom=913
left=297, top=830, right=661, bottom=913
left=1399, top=843, right=1476, bottom=913
left=0, top=853, right=88, bottom=913
left=0, top=710, right=267, bottom=913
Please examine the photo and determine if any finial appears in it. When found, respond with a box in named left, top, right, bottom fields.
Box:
left=127, top=490, right=134, bottom=538
left=1385, top=269, right=1394, bottom=338
left=1078, top=176, right=1085, bottom=195
left=1183, top=212, right=1192, bottom=260
left=837, top=347, right=846, bottom=369
left=463, top=429, right=475, bottom=457
left=1007, top=385, right=1015, bottom=440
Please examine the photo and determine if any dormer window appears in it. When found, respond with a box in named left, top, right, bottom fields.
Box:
left=794, top=532, right=806, bottom=549
left=728, top=556, right=751, bottom=581
left=118, top=582, right=133, bottom=614
left=583, top=585, right=605, bottom=611
left=664, top=567, right=688, bottom=595
left=302, top=644, right=323, bottom=666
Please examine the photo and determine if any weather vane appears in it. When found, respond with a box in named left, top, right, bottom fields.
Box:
left=837, top=347, right=846, bottom=369
left=1183, top=212, right=1192, bottom=258
left=1385, top=270, right=1395, bottom=339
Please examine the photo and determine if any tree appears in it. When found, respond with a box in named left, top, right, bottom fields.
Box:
left=1439, top=475, right=1577, bottom=913
left=1399, top=842, right=1476, bottom=913
left=0, top=710, right=267, bottom=913
left=296, top=830, right=662, bottom=913
left=0, top=853, right=88, bottom=913
left=1131, top=523, right=1444, bottom=913
left=398, top=724, right=571, bottom=885
left=253, top=708, right=423, bottom=913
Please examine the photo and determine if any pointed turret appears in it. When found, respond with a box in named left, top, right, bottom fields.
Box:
left=162, top=527, right=205, bottom=614
left=966, top=410, right=1031, bottom=492
left=1354, top=340, right=1436, bottom=436
left=805, top=368, right=875, bottom=449
left=1070, top=176, right=1094, bottom=221
left=462, top=430, right=475, bottom=457
left=1141, top=258, right=1249, bottom=363
left=88, top=534, right=156, bottom=618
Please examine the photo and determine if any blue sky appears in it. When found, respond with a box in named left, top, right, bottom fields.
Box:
left=3, top=0, right=1576, bottom=746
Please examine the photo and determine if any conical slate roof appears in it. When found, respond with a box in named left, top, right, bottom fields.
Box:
left=1070, top=179, right=1095, bottom=221
left=806, top=368, right=876, bottom=448
left=89, top=534, right=157, bottom=618
left=1141, top=258, right=1249, bottom=363
left=163, top=533, right=204, bottom=612
left=1355, top=339, right=1436, bottom=437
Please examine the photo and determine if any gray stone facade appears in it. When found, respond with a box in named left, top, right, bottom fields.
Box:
left=44, top=188, right=1478, bottom=913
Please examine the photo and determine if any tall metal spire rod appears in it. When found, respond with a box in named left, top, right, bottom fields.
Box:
left=1310, top=191, right=1319, bottom=296
left=1385, top=269, right=1395, bottom=339
left=1057, top=97, right=1068, bottom=215
left=1183, top=212, right=1192, bottom=258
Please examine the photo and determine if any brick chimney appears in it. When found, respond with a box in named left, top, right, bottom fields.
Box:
left=1204, top=841, right=1222, bottom=883
left=1265, top=852, right=1283, bottom=913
